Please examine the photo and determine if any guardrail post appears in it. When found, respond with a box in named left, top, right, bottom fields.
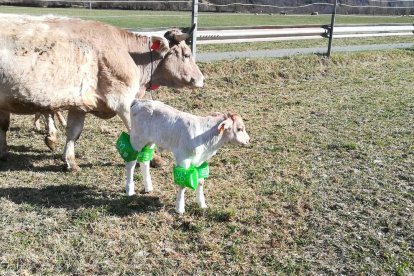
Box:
left=327, top=0, right=338, bottom=57
left=191, top=0, right=198, bottom=60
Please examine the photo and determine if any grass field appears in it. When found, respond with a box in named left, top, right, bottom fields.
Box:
left=0, top=49, right=413, bottom=274
left=1, top=5, right=414, bottom=28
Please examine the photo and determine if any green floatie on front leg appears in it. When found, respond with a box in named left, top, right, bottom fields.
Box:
left=173, top=162, right=209, bottom=190
left=136, top=144, right=156, bottom=162
left=116, top=132, right=155, bottom=162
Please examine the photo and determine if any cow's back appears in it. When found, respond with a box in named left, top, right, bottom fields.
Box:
left=0, top=14, right=139, bottom=114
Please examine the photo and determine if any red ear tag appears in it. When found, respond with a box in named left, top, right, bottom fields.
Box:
left=149, top=84, right=160, bottom=90
left=150, top=41, right=161, bottom=51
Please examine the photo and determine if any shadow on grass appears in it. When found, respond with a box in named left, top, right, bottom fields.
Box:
left=9, top=145, right=49, bottom=154
left=0, top=151, right=64, bottom=172
left=0, top=144, right=66, bottom=172
left=1, top=146, right=122, bottom=172
left=0, top=184, right=163, bottom=216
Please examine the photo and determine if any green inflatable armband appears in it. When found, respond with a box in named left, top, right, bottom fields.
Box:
left=173, top=162, right=209, bottom=190
left=173, top=165, right=199, bottom=190
left=197, top=162, right=209, bottom=179
left=116, top=132, right=138, bottom=162
left=116, top=132, right=155, bottom=162
left=137, top=144, right=156, bottom=162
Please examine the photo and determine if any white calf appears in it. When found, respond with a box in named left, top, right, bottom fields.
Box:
left=125, top=99, right=250, bottom=214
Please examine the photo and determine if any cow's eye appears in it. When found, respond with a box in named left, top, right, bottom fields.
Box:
left=184, top=54, right=190, bottom=59
left=237, top=127, right=243, bottom=132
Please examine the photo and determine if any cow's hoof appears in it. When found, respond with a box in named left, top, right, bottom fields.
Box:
left=0, top=152, right=8, bottom=161
left=45, top=136, right=58, bottom=151
left=34, top=123, right=43, bottom=132
left=65, top=163, right=81, bottom=172
left=150, top=155, right=165, bottom=168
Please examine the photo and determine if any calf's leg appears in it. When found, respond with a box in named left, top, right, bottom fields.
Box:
left=63, top=110, right=86, bottom=172
left=196, top=178, right=207, bottom=209
left=125, top=160, right=137, bottom=196
left=0, top=111, right=10, bottom=160
left=140, top=160, right=153, bottom=193
left=175, top=187, right=186, bottom=214
left=175, top=159, right=192, bottom=214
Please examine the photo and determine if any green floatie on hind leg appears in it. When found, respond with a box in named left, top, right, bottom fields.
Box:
left=173, top=162, right=209, bottom=190
left=116, top=132, right=155, bottom=162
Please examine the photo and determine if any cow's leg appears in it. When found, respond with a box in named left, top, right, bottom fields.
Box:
left=34, top=112, right=43, bottom=131
left=63, top=110, right=86, bottom=172
left=196, top=178, right=207, bottom=209
left=0, top=111, right=10, bottom=160
left=125, top=160, right=137, bottom=196
left=151, top=152, right=165, bottom=168
left=55, top=111, right=67, bottom=128
left=44, top=113, right=59, bottom=151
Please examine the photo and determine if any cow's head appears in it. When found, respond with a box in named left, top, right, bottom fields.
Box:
left=150, top=25, right=204, bottom=89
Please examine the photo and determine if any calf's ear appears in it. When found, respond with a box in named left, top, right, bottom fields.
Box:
left=151, top=36, right=170, bottom=57
left=218, top=118, right=233, bottom=135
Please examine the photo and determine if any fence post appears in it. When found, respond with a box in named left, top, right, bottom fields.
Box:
left=191, top=0, right=198, bottom=60
left=327, top=0, right=338, bottom=57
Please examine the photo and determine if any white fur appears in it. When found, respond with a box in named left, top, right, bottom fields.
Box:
left=125, top=99, right=250, bottom=214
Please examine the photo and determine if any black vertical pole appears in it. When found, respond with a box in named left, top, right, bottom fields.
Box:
left=327, top=0, right=338, bottom=57
left=191, top=0, right=198, bottom=60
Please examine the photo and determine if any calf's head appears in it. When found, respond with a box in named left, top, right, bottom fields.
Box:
left=151, top=26, right=204, bottom=89
left=218, top=113, right=250, bottom=146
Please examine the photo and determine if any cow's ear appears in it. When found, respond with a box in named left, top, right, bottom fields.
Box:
left=151, top=36, right=169, bottom=57
left=217, top=118, right=233, bottom=135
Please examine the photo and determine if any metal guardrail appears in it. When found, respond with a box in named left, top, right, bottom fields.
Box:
left=134, top=24, right=414, bottom=45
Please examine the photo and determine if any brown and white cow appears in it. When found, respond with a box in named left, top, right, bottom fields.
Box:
left=0, top=14, right=204, bottom=171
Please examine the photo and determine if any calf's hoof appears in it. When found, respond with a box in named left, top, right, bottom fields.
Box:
left=150, top=154, right=165, bottom=168
left=45, top=136, right=58, bottom=151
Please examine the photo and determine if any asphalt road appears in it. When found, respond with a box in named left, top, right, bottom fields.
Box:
left=196, top=42, right=414, bottom=62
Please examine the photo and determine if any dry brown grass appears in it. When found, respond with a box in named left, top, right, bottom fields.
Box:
left=0, top=49, right=413, bottom=274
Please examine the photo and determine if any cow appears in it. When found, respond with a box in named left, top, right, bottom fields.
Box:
left=0, top=14, right=204, bottom=171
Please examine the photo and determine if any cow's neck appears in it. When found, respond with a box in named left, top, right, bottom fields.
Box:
left=142, top=53, right=163, bottom=90
left=124, top=32, right=164, bottom=89
left=123, top=31, right=150, bottom=53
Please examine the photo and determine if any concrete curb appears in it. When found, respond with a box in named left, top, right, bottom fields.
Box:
left=196, top=43, right=414, bottom=62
